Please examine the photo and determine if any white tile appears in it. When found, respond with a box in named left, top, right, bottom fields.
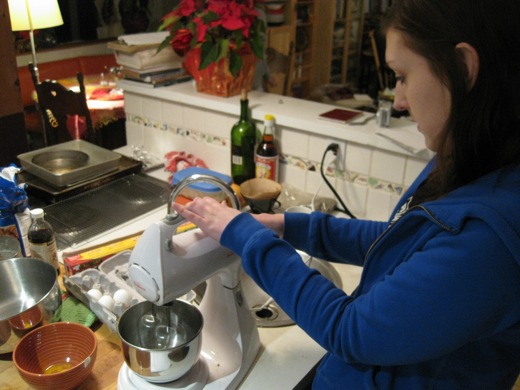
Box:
left=205, top=111, right=236, bottom=139
left=345, top=142, right=372, bottom=176
left=161, top=102, right=184, bottom=127
left=334, top=179, right=368, bottom=219
left=280, top=163, right=306, bottom=191
left=200, top=142, right=230, bottom=175
left=124, top=93, right=142, bottom=115
left=183, top=106, right=206, bottom=131
left=404, top=157, right=428, bottom=186
left=162, top=129, right=182, bottom=156
left=125, top=121, right=144, bottom=147
left=142, top=126, right=165, bottom=157
left=142, top=96, right=162, bottom=121
left=370, top=150, right=406, bottom=184
left=307, top=134, right=336, bottom=163
left=365, top=189, right=393, bottom=221
left=304, top=170, right=336, bottom=203
left=280, top=128, right=309, bottom=159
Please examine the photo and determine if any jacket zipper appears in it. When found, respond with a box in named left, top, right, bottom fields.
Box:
left=364, top=205, right=455, bottom=262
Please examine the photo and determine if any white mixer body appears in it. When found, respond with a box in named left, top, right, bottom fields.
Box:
left=126, top=214, right=260, bottom=389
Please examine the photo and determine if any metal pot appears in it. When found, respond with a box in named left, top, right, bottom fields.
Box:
left=118, top=300, right=203, bottom=383
left=0, top=258, right=62, bottom=354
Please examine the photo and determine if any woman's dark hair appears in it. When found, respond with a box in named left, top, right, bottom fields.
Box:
left=382, top=0, right=520, bottom=197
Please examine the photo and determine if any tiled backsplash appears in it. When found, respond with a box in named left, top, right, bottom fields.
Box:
left=124, top=92, right=429, bottom=221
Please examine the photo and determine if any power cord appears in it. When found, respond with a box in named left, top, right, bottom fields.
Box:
left=320, top=143, right=357, bottom=219
left=311, top=154, right=335, bottom=211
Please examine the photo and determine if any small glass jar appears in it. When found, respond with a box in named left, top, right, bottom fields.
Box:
left=376, top=99, right=393, bottom=128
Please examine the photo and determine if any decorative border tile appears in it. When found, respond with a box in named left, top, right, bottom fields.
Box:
left=128, top=115, right=406, bottom=197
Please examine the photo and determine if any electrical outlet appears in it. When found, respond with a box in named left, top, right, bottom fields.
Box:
left=326, top=138, right=347, bottom=172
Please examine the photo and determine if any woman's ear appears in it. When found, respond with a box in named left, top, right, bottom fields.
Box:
left=455, top=42, right=480, bottom=89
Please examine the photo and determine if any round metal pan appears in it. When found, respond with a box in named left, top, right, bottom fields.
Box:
left=31, top=150, right=89, bottom=174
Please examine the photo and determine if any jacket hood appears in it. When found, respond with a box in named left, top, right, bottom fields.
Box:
left=419, top=163, right=520, bottom=265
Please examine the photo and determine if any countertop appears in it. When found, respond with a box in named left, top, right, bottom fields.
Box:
left=0, top=165, right=363, bottom=389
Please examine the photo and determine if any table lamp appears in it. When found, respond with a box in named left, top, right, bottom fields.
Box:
left=7, top=0, right=64, bottom=83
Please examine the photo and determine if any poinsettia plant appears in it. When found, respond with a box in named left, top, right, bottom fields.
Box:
left=158, top=0, right=265, bottom=77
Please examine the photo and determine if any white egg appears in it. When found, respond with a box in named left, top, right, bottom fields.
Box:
left=113, top=289, right=132, bottom=307
left=87, top=288, right=102, bottom=301
left=98, top=295, right=115, bottom=311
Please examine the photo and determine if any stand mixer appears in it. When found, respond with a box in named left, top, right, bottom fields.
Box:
left=118, top=174, right=261, bottom=389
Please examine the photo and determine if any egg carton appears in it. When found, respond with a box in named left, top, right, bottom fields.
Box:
left=63, top=250, right=145, bottom=333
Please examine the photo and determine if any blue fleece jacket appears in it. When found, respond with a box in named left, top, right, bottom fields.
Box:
left=221, top=160, right=520, bottom=389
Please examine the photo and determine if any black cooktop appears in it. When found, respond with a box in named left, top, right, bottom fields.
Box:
left=43, top=173, right=171, bottom=250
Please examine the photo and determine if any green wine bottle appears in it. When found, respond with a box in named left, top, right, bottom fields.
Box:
left=231, top=89, right=257, bottom=184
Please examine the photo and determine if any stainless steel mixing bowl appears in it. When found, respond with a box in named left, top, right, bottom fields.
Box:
left=118, top=300, right=203, bottom=383
left=0, top=258, right=62, bottom=353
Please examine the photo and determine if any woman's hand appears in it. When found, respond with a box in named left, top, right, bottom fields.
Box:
left=172, top=197, right=241, bottom=242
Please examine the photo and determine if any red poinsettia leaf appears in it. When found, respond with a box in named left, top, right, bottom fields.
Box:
left=158, top=0, right=265, bottom=74
left=175, top=0, right=197, bottom=17
left=195, top=17, right=209, bottom=42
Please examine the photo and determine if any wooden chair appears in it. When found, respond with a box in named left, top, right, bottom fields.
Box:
left=29, top=63, right=94, bottom=146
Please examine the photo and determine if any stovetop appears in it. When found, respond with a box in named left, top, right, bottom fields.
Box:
left=43, top=173, right=171, bottom=250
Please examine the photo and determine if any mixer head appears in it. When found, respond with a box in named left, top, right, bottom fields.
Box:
left=128, top=218, right=241, bottom=305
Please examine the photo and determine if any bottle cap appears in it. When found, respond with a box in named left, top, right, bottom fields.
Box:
left=30, top=208, right=44, bottom=219
left=264, top=114, right=275, bottom=121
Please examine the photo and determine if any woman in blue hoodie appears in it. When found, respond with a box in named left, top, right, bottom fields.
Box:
left=174, top=0, right=520, bottom=388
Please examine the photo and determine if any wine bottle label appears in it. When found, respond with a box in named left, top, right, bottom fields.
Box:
left=256, top=155, right=279, bottom=181
left=232, top=154, right=243, bottom=165
left=29, top=239, right=59, bottom=270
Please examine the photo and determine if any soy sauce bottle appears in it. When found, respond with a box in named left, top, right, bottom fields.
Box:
left=255, top=114, right=279, bottom=181
left=28, top=208, right=59, bottom=275
left=231, top=89, right=258, bottom=184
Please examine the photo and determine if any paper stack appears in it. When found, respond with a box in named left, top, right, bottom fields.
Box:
left=108, top=32, right=191, bottom=88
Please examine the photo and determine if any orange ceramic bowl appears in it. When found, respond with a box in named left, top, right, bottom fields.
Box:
left=9, top=306, right=43, bottom=338
left=13, top=322, right=97, bottom=390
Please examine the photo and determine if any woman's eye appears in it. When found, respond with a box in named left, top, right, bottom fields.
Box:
left=395, top=76, right=405, bottom=85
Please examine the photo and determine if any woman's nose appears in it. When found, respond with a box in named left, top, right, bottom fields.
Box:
left=393, top=92, right=408, bottom=112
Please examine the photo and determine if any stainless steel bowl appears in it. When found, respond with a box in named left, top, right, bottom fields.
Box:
left=118, top=300, right=203, bottom=383
left=0, top=258, right=62, bottom=353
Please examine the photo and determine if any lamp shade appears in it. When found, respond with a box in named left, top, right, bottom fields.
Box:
left=8, top=0, right=64, bottom=31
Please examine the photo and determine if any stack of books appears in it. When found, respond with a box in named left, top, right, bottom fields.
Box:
left=108, top=32, right=192, bottom=88
left=119, top=65, right=192, bottom=88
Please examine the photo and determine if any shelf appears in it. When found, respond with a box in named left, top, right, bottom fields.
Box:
left=325, top=0, right=364, bottom=85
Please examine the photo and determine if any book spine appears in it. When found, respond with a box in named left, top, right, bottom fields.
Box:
left=121, top=66, right=184, bottom=80
left=121, top=76, right=192, bottom=88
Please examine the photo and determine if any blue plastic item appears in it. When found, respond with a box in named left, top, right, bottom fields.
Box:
left=171, top=167, right=232, bottom=193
